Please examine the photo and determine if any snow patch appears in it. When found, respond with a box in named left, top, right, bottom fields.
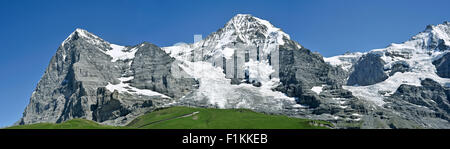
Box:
left=178, top=60, right=296, bottom=109
left=104, top=44, right=138, bottom=62
left=222, top=47, right=235, bottom=59
left=244, top=59, right=274, bottom=85
left=106, top=76, right=170, bottom=98
left=311, top=85, right=325, bottom=95
left=352, top=113, right=362, bottom=117
left=162, top=43, right=193, bottom=61
left=324, top=52, right=363, bottom=71
left=62, top=28, right=104, bottom=46
left=178, top=61, right=233, bottom=108
left=254, top=16, right=290, bottom=45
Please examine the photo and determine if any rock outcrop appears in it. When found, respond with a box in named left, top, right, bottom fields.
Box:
left=275, top=42, right=347, bottom=107
left=129, top=42, right=198, bottom=99
left=347, top=53, right=388, bottom=86
left=381, top=78, right=450, bottom=128
left=433, top=53, right=450, bottom=78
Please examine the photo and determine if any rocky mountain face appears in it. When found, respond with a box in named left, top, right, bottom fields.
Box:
left=20, top=14, right=450, bottom=128
left=381, top=78, right=450, bottom=128
left=346, top=53, right=388, bottom=86
left=20, top=29, right=196, bottom=126
left=326, top=21, right=450, bottom=128
left=164, top=14, right=365, bottom=125
left=433, top=52, right=450, bottom=78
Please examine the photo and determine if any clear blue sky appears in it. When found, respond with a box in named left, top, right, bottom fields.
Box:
left=0, top=0, right=449, bottom=127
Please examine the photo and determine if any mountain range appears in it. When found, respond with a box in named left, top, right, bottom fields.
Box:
left=18, top=14, right=450, bottom=128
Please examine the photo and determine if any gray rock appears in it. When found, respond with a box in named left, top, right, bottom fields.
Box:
left=433, top=52, right=450, bottom=78
left=19, top=29, right=191, bottom=126
left=424, top=22, right=450, bottom=51
left=347, top=53, right=388, bottom=86
left=21, top=29, right=121, bottom=125
left=389, top=62, right=410, bottom=76
left=381, top=78, right=450, bottom=128
left=129, top=42, right=198, bottom=99
left=92, top=88, right=131, bottom=122
left=275, top=41, right=348, bottom=108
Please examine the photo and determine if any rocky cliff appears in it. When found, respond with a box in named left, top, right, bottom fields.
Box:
left=433, top=52, right=450, bottom=78
left=20, top=29, right=196, bottom=126
left=347, top=53, right=388, bottom=86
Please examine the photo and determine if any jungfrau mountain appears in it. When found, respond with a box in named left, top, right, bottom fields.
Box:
left=326, top=21, right=450, bottom=128
left=19, top=14, right=450, bottom=128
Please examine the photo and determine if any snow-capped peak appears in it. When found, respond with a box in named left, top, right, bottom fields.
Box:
left=368, top=21, right=450, bottom=67
left=197, top=14, right=291, bottom=51
left=325, top=21, right=450, bottom=72
left=226, top=14, right=287, bottom=35
left=164, top=14, right=300, bottom=64
left=62, top=28, right=108, bottom=47
left=74, top=28, right=99, bottom=39
left=221, top=14, right=290, bottom=45
left=64, top=28, right=100, bottom=41
left=404, top=21, right=450, bottom=51
left=324, top=21, right=450, bottom=106
left=425, top=22, right=450, bottom=49
left=61, top=28, right=137, bottom=63
left=162, top=14, right=299, bottom=109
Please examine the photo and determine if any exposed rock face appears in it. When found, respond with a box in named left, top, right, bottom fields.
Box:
left=424, top=21, right=450, bottom=51
left=381, top=78, right=450, bottom=128
left=395, top=79, right=450, bottom=109
left=433, top=53, right=450, bottom=78
left=20, top=29, right=194, bottom=126
left=21, top=29, right=120, bottom=125
left=276, top=42, right=347, bottom=108
left=347, top=53, right=388, bottom=86
left=389, top=62, right=410, bottom=76
left=93, top=88, right=131, bottom=123
left=129, top=42, right=198, bottom=99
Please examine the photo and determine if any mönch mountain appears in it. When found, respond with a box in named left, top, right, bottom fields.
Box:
left=19, top=14, right=450, bottom=128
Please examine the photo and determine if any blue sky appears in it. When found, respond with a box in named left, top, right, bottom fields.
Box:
left=0, top=0, right=449, bottom=127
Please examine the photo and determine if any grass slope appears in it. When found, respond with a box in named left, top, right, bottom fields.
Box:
left=7, top=106, right=333, bottom=129
left=6, top=119, right=120, bottom=129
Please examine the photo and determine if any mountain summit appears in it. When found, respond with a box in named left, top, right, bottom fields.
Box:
left=210, top=14, right=291, bottom=46
left=325, top=21, right=450, bottom=128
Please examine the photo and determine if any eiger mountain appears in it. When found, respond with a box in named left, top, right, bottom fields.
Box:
left=19, top=14, right=450, bottom=128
